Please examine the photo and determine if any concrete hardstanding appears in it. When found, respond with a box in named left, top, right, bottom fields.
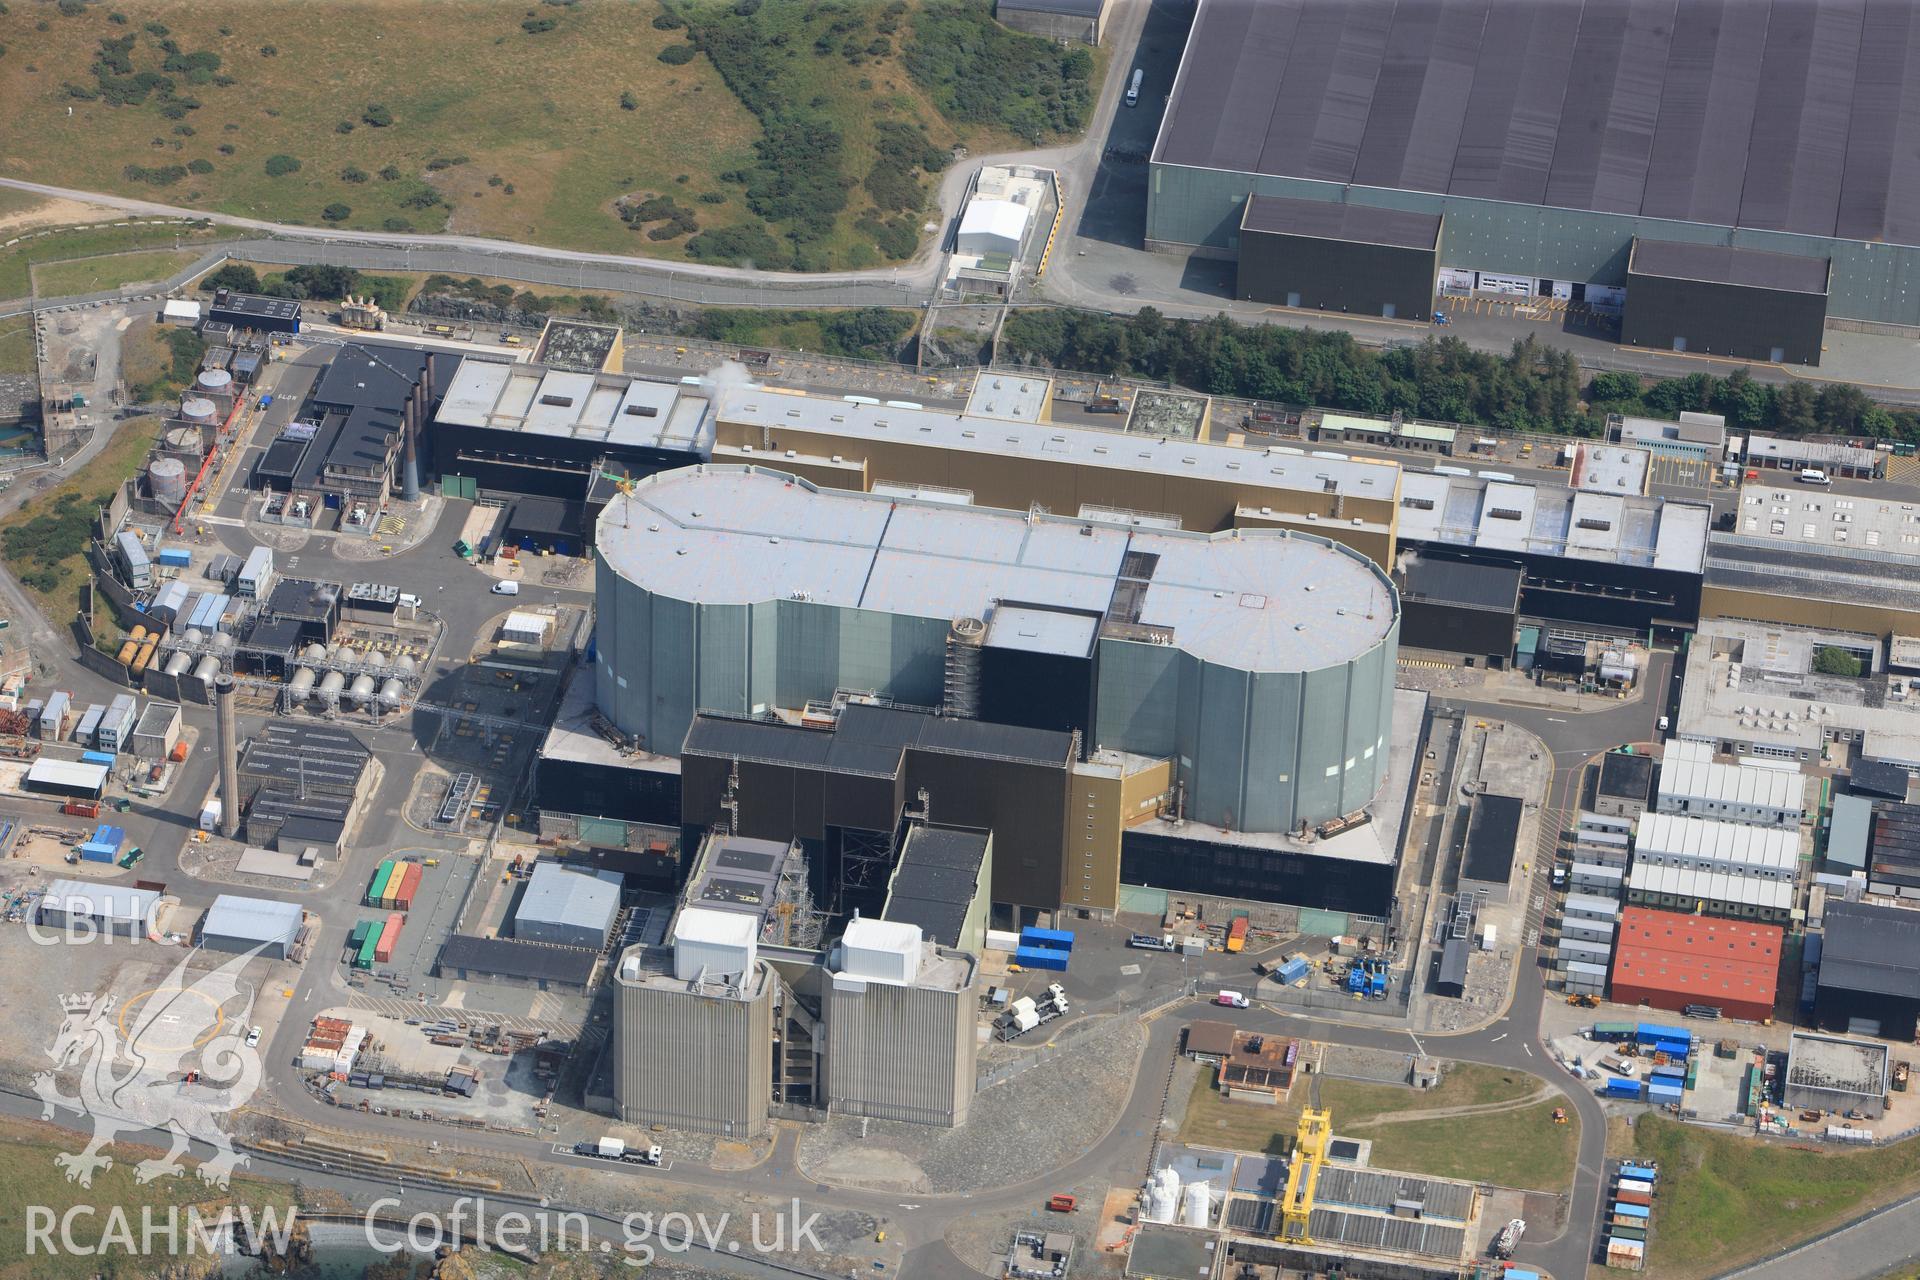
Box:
left=824, top=971, right=978, bottom=1128
left=613, top=964, right=774, bottom=1137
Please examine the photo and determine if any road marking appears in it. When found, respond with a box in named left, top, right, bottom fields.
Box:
left=1546, top=716, right=1566, bottom=723
left=1491, top=1032, right=1507, bottom=1042
left=1524, top=1042, right=1533, bottom=1056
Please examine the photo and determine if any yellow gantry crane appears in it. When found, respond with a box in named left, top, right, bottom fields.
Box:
left=1280, top=1075, right=1331, bottom=1244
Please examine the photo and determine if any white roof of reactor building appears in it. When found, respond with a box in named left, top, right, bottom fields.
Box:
left=597, top=465, right=1398, bottom=674
left=674, top=905, right=759, bottom=948
left=1395, top=469, right=1710, bottom=573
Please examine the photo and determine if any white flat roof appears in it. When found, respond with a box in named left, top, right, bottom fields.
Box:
left=203, top=894, right=302, bottom=945
left=1633, top=812, right=1799, bottom=873
left=42, top=879, right=159, bottom=924
left=958, top=199, right=1031, bottom=244
left=1627, top=862, right=1794, bottom=910
left=1395, top=469, right=1709, bottom=573
left=716, top=386, right=1400, bottom=505
left=25, top=759, right=108, bottom=789
left=673, top=905, right=758, bottom=947
left=842, top=917, right=923, bottom=954
left=1658, top=739, right=1804, bottom=816
left=965, top=371, right=1051, bottom=423
left=436, top=357, right=712, bottom=452
left=598, top=466, right=1398, bottom=673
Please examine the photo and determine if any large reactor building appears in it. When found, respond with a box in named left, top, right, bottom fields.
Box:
left=1150, top=0, right=1920, bottom=360
left=593, top=466, right=1400, bottom=842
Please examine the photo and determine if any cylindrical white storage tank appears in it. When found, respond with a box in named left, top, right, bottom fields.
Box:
left=349, top=674, right=376, bottom=706
left=1181, top=1181, right=1210, bottom=1228
left=213, top=631, right=236, bottom=652
left=192, top=655, right=220, bottom=683
left=179, top=396, right=217, bottom=426
left=318, top=671, right=346, bottom=698
left=289, top=667, right=317, bottom=699
left=302, top=643, right=327, bottom=663
left=377, top=677, right=405, bottom=710
left=164, top=425, right=203, bottom=455
left=147, top=456, right=187, bottom=506
left=182, top=628, right=205, bottom=645
left=163, top=650, right=193, bottom=677
left=324, top=644, right=345, bottom=664
left=1143, top=1169, right=1181, bottom=1224
left=196, top=368, right=232, bottom=394
left=364, top=650, right=388, bottom=670
left=393, top=654, right=417, bottom=678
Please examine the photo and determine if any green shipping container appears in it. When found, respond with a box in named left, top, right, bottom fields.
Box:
left=1611, top=1228, right=1648, bottom=1242
left=348, top=920, right=372, bottom=948
left=368, top=860, right=396, bottom=907
left=1594, top=1021, right=1636, bottom=1040
left=355, top=929, right=380, bottom=970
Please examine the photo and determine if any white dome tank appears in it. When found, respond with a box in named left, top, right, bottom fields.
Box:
left=179, top=396, right=217, bottom=425
left=213, top=631, right=236, bottom=652
left=196, top=368, right=233, bottom=393
left=318, top=670, right=346, bottom=697
left=393, top=654, right=417, bottom=678
left=1181, top=1181, right=1210, bottom=1228
left=302, top=643, right=327, bottom=663
left=163, top=650, right=193, bottom=677
left=1143, top=1168, right=1181, bottom=1225
left=182, top=628, right=205, bottom=645
left=349, top=674, right=376, bottom=706
left=192, top=655, right=220, bottom=682
left=376, top=677, right=405, bottom=710
left=289, top=667, right=317, bottom=698
left=364, top=650, right=388, bottom=670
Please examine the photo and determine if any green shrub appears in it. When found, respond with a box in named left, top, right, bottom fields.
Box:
left=340, top=165, right=368, bottom=184
left=378, top=164, right=403, bottom=181
left=203, top=263, right=260, bottom=293
left=321, top=202, right=352, bottom=222
left=361, top=103, right=392, bottom=127
left=186, top=157, right=212, bottom=174
left=658, top=42, right=695, bottom=64
left=1814, top=647, right=1864, bottom=678
left=263, top=153, right=301, bottom=176
left=906, top=1, right=1093, bottom=143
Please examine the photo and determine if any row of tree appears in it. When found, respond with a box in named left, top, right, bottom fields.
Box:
left=1001, top=307, right=1920, bottom=440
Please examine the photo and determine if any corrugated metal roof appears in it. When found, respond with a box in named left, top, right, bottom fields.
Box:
left=1657, top=739, right=1804, bottom=817
left=1156, top=0, right=1920, bottom=247
left=1241, top=194, right=1440, bottom=249
left=203, top=894, right=302, bottom=946
left=1611, top=904, right=1783, bottom=1003
left=515, top=862, right=620, bottom=932
left=1630, top=239, right=1831, bottom=295
left=1633, top=811, right=1800, bottom=875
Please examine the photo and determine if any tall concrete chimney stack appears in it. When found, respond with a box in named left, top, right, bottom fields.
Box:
left=214, top=674, right=240, bottom=839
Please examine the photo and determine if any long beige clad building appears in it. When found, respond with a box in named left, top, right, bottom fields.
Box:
left=707, top=387, right=1403, bottom=566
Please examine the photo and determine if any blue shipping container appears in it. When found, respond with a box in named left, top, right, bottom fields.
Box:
left=1653, top=1040, right=1692, bottom=1059
left=1651, top=1064, right=1686, bottom=1079
left=78, top=843, right=115, bottom=863
left=1619, top=1164, right=1658, bottom=1181
left=1614, top=1203, right=1651, bottom=1220
left=1638, top=1022, right=1692, bottom=1045
left=1604, top=1078, right=1645, bottom=1099
left=1278, top=957, right=1311, bottom=984
left=80, top=751, right=115, bottom=766
left=156, top=547, right=192, bottom=567
left=1014, top=945, right=1070, bottom=972
left=1021, top=926, right=1076, bottom=951
left=1503, top=1271, right=1542, bottom=1280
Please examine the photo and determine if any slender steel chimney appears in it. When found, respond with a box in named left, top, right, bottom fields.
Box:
left=214, top=674, right=240, bottom=839
left=401, top=358, right=426, bottom=502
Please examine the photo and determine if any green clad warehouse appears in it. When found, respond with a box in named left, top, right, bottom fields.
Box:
left=1149, top=0, right=1920, bottom=361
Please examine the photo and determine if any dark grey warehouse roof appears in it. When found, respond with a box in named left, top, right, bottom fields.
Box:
left=884, top=825, right=989, bottom=948
left=1598, top=750, right=1654, bottom=803
left=1156, top=0, right=1920, bottom=246
left=1242, top=195, right=1439, bottom=250
left=1399, top=555, right=1520, bottom=612
left=1629, top=240, right=1830, bottom=295
left=438, top=934, right=599, bottom=985
left=1818, top=901, right=1920, bottom=1000
left=683, top=703, right=1076, bottom=777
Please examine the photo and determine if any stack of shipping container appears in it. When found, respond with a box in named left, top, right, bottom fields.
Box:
left=1606, top=1162, right=1657, bottom=1269
left=1014, top=925, right=1074, bottom=972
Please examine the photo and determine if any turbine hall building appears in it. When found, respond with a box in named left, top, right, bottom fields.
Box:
left=593, top=465, right=1401, bottom=847
left=1150, top=0, right=1920, bottom=360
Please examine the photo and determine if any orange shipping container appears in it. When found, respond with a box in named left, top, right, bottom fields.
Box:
left=373, top=912, right=403, bottom=963
left=392, top=862, right=424, bottom=911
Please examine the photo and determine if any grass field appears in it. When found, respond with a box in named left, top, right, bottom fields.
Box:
left=1181, top=1061, right=1578, bottom=1191
left=0, top=1, right=1084, bottom=270
left=1632, top=1115, right=1920, bottom=1280
left=0, top=315, right=33, bottom=376
left=0, top=1115, right=301, bottom=1280
left=29, top=248, right=199, bottom=298
left=0, top=415, right=158, bottom=629
left=0, top=219, right=219, bottom=301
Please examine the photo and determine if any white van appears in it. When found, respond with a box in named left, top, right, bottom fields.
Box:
left=1215, top=990, right=1251, bottom=1009
left=1797, top=468, right=1831, bottom=485
left=491, top=580, right=520, bottom=596
left=1125, top=68, right=1144, bottom=107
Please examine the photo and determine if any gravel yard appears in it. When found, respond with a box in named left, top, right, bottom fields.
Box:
left=799, top=1014, right=1148, bottom=1194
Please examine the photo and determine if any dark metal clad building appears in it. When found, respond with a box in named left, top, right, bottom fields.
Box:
left=1150, top=0, right=1920, bottom=330
left=1237, top=196, right=1442, bottom=320
left=1396, top=554, right=1520, bottom=660
left=1815, top=900, right=1920, bottom=1040
left=1621, top=239, right=1831, bottom=365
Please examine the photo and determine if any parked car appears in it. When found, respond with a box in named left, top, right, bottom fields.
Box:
left=245, top=1026, right=262, bottom=1048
